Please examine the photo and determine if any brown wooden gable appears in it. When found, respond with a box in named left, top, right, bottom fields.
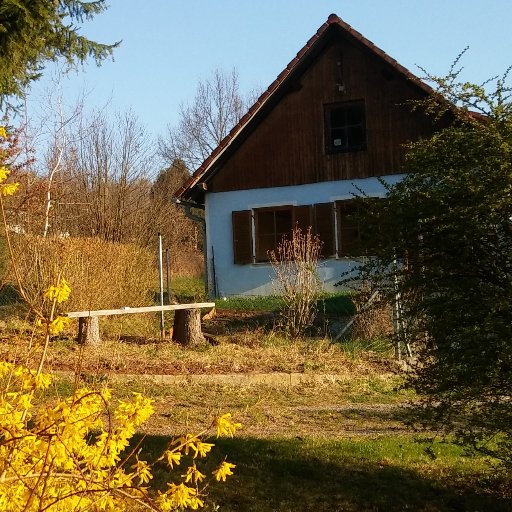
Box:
left=175, top=14, right=448, bottom=203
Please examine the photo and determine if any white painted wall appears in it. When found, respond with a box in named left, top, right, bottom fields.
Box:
left=205, top=175, right=404, bottom=296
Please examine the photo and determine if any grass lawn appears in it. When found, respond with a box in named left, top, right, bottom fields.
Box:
left=1, top=277, right=510, bottom=511
left=48, top=372, right=511, bottom=511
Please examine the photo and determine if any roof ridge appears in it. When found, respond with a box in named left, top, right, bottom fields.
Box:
left=175, top=13, right=434, bottom=200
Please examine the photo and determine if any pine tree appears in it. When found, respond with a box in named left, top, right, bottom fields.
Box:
left=0, top=0, right=118, bottom=104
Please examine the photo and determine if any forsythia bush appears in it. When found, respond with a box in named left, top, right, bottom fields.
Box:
left=0, top=363, right=241, bottom=511
left=0, top=125, right=241, bottom=510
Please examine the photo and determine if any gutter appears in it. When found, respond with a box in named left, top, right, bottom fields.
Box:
left=172, top=198, right=210, bottom=297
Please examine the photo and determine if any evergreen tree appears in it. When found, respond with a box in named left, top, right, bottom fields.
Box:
left=0, top=0, right=117, bottom=104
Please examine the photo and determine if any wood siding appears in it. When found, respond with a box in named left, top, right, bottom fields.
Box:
left=209, top=33, right=443, bottom=193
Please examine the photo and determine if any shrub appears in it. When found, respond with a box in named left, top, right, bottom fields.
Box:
left=10, top=235, right=155, bottom=312
left=270, top=228, right=322, bottom=338
left=0, top=362, right=241, bottom=511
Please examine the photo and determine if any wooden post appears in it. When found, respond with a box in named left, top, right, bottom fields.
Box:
left=158, top=233, right=165, bottom=339
left=172, top=309, right=206, bottom=347
left=77, top=317, right=101, bottom=345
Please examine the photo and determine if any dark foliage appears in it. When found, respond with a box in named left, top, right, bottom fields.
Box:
left=346, top=62, right=512, bottom=470
left=0, top=0, right=118, bottom=104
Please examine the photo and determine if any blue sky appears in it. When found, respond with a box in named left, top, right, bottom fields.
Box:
left=26, top=0, right=512, bottom=140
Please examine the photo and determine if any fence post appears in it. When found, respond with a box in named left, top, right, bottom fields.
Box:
left=158, top=233, right=165, bottom=339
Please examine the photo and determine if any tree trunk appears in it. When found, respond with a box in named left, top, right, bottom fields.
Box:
left=77, top=317, right=101, bottom=345
left=172, top=309, right=206, bottom=347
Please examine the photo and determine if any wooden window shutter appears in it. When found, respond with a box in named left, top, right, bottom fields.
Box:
left=232, top=210, right=253, bottom=264
left=293, top=205, right=313, bottom=232
left=336, top=200, right=361, bottom=257
left=313, top=203, right=335, bottom=257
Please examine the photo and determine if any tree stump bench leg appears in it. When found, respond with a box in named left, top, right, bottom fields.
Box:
left=172, top=309, right=206, bottom=347
left=77, top=317, right=101, bottom=345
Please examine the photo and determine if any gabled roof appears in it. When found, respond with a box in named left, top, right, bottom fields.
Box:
left=175, top=13, right=438, bottom=202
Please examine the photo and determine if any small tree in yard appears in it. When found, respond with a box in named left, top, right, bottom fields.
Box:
left=270, top=228, right=322, bottom=338
left=350, top=60, right=512, bottom=471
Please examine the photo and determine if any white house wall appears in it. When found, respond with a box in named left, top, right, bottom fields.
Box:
left=205, top=175, right=404, bottom=297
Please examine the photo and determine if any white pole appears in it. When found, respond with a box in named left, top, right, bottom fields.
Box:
left=158, top=233, right=165, bottom=339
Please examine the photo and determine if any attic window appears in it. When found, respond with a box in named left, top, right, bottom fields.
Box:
left=325, top=101, right=366, bottom=153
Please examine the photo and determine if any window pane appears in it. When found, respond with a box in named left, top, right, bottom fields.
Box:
left=255, top=207, right=293, bottom=262
left=275, top=209, right=292, bottom=233
left=314, top=202, right=335, bottom=257
left=346, top=105, right=363, bottom=125
left=256, top=234, right=275, bottom=262
left=347, top=126, right=365, bottom=148
left=331, top=128, right=346, bottom=148
left=257, top=210, right=274, bottom=235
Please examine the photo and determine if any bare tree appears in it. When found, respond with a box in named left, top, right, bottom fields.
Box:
left=159, top=68, right=257, bottom=170
left=142, top=159, right=198, bottom=248
left=68, top=110, right=156, bottom=244
left=41, top=85, right=85, bottom=237
left=17, top=69, right=96, bottom=237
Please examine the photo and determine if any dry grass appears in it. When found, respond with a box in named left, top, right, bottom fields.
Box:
left=0, top=331, right=397, bottom=378
left=351, top=291, right=394, bottom=340
left=170, top=249, right=203, bottom=277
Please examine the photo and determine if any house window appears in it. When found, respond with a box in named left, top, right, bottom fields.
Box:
left=232, top=199, right=376, bottom=264
left=325, top=101, right=366, bottom=153
left=254, top=206, right=293, bottom=262
left=336, top=200, right=361, bottom=257
left=336, top=198, right=383, bottom=257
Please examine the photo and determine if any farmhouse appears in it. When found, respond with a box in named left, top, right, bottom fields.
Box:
left=175, top=14, right=446, bottom=297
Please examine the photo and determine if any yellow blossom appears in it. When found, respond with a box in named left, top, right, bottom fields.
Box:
left=165, top=450, right=182, bottom=468
left=1, top=182, right=19, bottom=196
left=0, top=126, right=6, bottom=138
left=163, top=483, right=204, bottom=510
left=212, top=460, right=236, bottom=482
left=133, top=460, right=153, bottom=484
left=182, top=463, right=206, bottom=484
left=0, top=166, right=10, bottom=183
left=48, top=316, right=71, bottom=335
left=0, top=361, right=238, bottom=511
left=43, top=278, right=71, bottom=303
left=194, top=439, right=215, bottom=458
left=216, top=412, right=243, bottom=437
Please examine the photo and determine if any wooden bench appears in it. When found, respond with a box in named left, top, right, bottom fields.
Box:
left=67, top=303, right=215, bottom=345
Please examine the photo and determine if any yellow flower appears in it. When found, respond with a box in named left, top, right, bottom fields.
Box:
left=166, top=450, right=182, bottom=468
left=216, top=412, right=242, bottom=437
left=1, top=182, right=19, bottom=196
left=159, top=483, right=204, bottom=510
left=212, top=460, right=236, bottom=482
left=44, top=278, right=71, bottom=303
left=133, top=460, right=153, bottom=484
left=0, top=166, right=10, bottom=183
left=48, top=316, right=71, bottom=335
left=182, top=463, right=206, bottom=484
left=0, top=126, right=6, bottom=138
left=34, top=371, right=53, bottom=389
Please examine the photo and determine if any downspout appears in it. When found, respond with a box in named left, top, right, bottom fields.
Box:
left=173, top=198, right=209, bottom=297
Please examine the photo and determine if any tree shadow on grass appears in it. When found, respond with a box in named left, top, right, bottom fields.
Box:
left=0, top=284, right=28, bottom=321
left=132, top=434, right=511, bottom=512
